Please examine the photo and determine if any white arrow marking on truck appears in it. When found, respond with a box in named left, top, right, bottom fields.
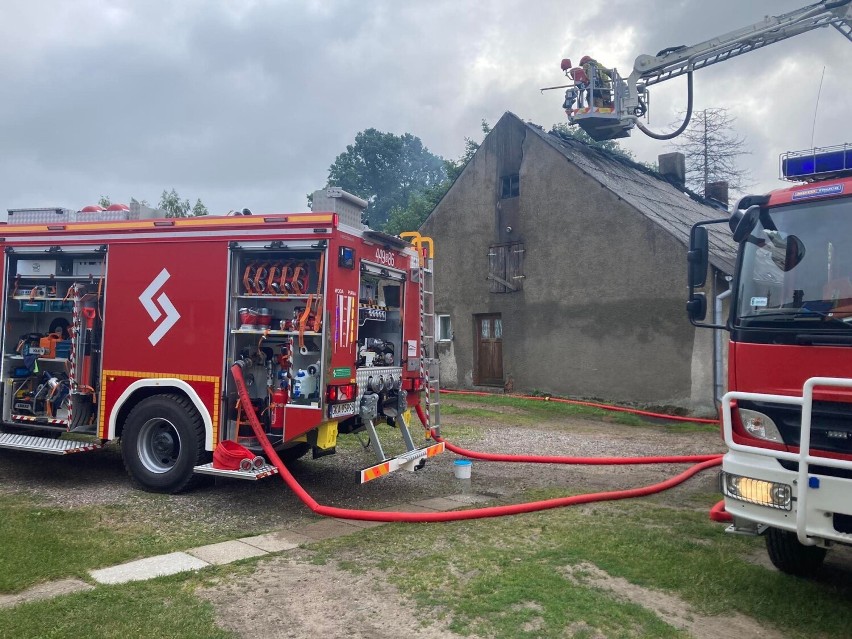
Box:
left=139, top=268, right=181, bottom=346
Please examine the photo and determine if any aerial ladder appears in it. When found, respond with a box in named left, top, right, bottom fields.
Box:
left=545, top=0, right=852, bottom=142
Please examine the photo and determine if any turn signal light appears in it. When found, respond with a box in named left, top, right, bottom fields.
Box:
left=327, top=383, right=357, bottom=403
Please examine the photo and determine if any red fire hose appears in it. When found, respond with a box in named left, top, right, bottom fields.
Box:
left=440, top=388, right=719, bottom=424
left=413, top=403, right=719, bottom=465
left=710, top=499, right=733, bottom=522
left=231, top=363, right=723, bottom=523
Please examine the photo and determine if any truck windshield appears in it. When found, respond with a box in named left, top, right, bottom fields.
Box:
left=735, top=197, right=852, bottom=329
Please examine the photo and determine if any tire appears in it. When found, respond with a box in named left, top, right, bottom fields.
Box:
left=121, top=394, right=209, bottom=494
left=279, top=442, right=310, bottom=463
left=765, top=527, right=827, bottom=577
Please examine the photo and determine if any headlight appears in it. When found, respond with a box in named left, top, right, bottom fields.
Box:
left=721, top=472, right=792, bottom=510
left=738, top=408, right=783, bottom=443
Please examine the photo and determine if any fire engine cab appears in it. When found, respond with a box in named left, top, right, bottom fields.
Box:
left=0, top=189, right=442, bottom=493
left=689, top=145, right=852, bottom=575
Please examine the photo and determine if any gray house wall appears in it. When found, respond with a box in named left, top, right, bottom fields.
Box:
left=423, top=115, right=719, bottom=411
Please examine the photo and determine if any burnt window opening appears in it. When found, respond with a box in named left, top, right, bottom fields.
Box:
left=500, top=174, right=520, bottom=199
left=487, top=242, right=525, bottom=293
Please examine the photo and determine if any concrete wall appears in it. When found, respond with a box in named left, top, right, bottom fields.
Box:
left=423, top=116, right=708, bottom=409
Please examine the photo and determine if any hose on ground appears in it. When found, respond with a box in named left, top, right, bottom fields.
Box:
left=440, top=388, right=718, bottom=424
left=710, top=499, right=733, bottom=522
left=231, top=363, right=723, bottom=523
left=414, top=404, right=720, bottom=465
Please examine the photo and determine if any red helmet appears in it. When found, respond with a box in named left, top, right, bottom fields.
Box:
left=560, top=58, right=572, bottom=71
left=570, top=67, right=589, bottom=84
left=580, top=55, right=593, bottom=65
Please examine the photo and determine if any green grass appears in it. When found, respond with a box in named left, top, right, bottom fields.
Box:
left=0, top=493, right=258, bottom=594
left=0, top=394, right=842, bottom=637
left=0, top=575, right=232, bottom=639
left=442, top=392, right=718, bottom=433
left=311, top=497, right=852, bottom=639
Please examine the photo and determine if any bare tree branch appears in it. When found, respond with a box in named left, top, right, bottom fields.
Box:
left=670, top=108, right=753, bottom=198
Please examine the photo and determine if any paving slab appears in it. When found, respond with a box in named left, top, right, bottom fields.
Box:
left=444, top=493, right=493, bottom=504
left=410, top=496, right=465, bottom=511
left=298, top=518, right=364, bottom=540
left=333, top=517, right=384, bottom=529
left=90, top=552, right=209, bottom=585
left=240, top=530, right=311, bottom=553
left=0, top=578, right=93, bottom=609
left=187, top=540, right=269, bottom=566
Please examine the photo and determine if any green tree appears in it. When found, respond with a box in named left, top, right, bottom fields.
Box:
left=158, top=188, right=208, bottom=218
left=191, top=198, right=209, bottom=217
left=324, top=128, right=446, bottom=229
left=98, top=195, right=111, bottom=208
left=385, top=120, right=492, bottom=235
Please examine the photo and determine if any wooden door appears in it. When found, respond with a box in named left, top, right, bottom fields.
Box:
left=475, top=314, right=503, bottom=386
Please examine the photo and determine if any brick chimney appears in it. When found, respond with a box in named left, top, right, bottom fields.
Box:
left=658, top=152, right=686, bottom=189
left=705, top=181, right=729, bottom=210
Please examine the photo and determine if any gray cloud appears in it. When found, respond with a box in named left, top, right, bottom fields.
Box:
left=1, top=0, right=849, bottom=214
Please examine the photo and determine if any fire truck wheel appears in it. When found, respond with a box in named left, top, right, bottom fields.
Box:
left=121, top=394, right=209, bottom=494
left=765, top=527, right=827, bottom=577
left=279, top=442, right=310, bottom=463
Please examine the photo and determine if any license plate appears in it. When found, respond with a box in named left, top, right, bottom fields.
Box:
left=329, top=401, right=356, bottom=418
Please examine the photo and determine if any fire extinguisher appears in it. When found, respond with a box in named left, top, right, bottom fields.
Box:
left=270, top=384, right=287, bottom=434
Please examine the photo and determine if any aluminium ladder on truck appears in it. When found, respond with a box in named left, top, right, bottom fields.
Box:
left=402, top=232, right=441, bottom=438
left=421, top=246, right=441, bottom=438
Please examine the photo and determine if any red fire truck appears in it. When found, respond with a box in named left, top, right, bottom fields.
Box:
left=549, top=1, right=852, bottom=575
left=688, top=147, right=852, bottom=575
left=0, top=189, right=442, bottom=493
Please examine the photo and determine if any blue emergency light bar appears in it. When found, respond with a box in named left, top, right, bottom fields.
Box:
left=781, top=144, right=852, bottom=181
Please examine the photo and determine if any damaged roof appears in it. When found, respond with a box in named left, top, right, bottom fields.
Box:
left=513, top=113, right=738, bottom=274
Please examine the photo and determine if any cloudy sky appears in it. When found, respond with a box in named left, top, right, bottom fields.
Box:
left=2, top=0, right=850, bottom=216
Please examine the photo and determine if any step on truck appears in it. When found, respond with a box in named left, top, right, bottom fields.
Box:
left=0, top=189, right=442, bottom=493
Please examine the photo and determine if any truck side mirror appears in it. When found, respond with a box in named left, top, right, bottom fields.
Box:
left=687, top=292, right=707, bottom=322
left=732, top=205, right=761, bottom=243
left=688, top=226, right=709, bottom=288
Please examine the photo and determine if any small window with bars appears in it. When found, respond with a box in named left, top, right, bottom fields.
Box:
left=487, top=242, right=525, bottom=293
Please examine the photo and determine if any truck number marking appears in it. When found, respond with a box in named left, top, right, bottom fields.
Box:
left=375, top=248, right=395, bottom=267
left=139, top=268, right=182, bottom=346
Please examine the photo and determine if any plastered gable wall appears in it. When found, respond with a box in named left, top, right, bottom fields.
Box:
left=423, top=116, right=699, bottom=406
left=421, top=123, right=501, bottom=388
left=515, top=130, right=695, bottom=404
